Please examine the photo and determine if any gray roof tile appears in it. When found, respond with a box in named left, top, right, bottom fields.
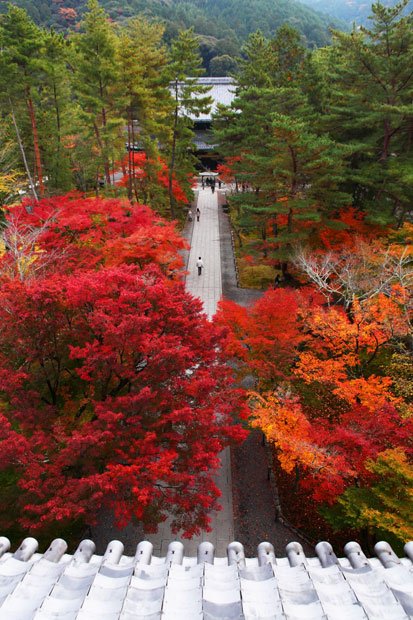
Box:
left=183, top=77, right=236, bottom=122
left=0, top=537, right=412, bottom=618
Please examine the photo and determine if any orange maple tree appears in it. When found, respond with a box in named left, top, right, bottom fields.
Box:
left=218, top=280, right=412, bottom=538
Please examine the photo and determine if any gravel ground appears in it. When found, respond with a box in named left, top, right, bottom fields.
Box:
left=231, top=430, right=313, bottom=556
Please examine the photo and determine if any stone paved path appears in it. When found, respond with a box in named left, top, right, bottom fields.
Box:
left=137, top=186, right=233, bottom=557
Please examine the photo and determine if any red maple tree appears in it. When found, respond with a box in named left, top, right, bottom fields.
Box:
left=0, top=196, right=247, bottom=536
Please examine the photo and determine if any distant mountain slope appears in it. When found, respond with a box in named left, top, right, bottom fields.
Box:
left=2, top=0, right=345, bottom=48
left=299, top=0, right=412, bottom=25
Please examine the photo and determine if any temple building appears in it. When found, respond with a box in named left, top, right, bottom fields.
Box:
left=189, top=77, right=236, bottom=169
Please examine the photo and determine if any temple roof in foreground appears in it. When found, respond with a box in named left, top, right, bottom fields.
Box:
left=0, top=537, right=412, bottom=619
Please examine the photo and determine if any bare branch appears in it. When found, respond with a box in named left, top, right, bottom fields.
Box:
left=0, top=212, right=66, bottom=281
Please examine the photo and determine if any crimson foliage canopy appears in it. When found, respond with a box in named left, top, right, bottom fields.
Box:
left=0, top=196, right=247, bottom=537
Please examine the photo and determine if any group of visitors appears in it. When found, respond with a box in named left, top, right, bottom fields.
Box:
left=187, top=205, right=204, bottom=276
left=201, top=176, right=222, bottom=192
left=190, top=173, right=226, bottom=277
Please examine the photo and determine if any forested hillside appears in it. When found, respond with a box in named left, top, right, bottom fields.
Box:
left=2, top=0, right=344, bottom=73
left=300, top=0, right=413, bottom=25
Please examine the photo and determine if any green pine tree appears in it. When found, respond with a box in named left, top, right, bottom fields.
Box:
left=117, top=18, right=171, bottom=209
left=215, top=28, right=350, bottom=273
left=0, top=5, right=47, bottom=198
left=320, top=0, right=413, bottom=225
left=71, top=0, right=124, bottom=189
left=167, top=29, right=212, bottom=219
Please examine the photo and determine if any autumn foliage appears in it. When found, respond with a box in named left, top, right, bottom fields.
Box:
left=117, top=152, right=188, bottom=210
left=0, top=196, right=247, bottom=537
left=217, top=267, right=413, bottom=541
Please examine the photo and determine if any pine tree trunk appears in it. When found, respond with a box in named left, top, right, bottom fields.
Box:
left=93, top=121, right=111, bottom=187
left=262, top=223, right=267, bottom=258
left=168, top=104, right=179, bottom=219
left=168, top=81, right=180, bottom=219
left=101, top=106, right=111, bottom=186
left=287, top=207, right=293, bottom=234
left=99, top=75, right=111, bottom=186
left=26, top=93, right=44, bottom=196
left=10, top=99, right=38, bottom=202
left=131, top=119, right=139, bottom=203
left=127, top=112, right=133, bottom=201
left=52, top=80, right=62, bottom=187
left=380, top=118, right=391, bottom=161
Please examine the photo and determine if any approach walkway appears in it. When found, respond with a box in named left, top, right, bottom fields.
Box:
left=140, top=186, right=233, bottom=557
left=185, top=187, right=222, bottom=318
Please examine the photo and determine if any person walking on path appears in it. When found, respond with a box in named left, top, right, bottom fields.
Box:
left=196, top=207, right=200, bottom=222
left=196, top=256, right=204, bottom=276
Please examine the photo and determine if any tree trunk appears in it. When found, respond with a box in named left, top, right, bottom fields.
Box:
left=10, top=99, right=38, bottom=202
left=98, top=76, right=111, bottom=186
left=26, top=93, right=44, bottom=196
left=380, top=118, right=391, bottom=161
left=262, top=223, right=267, bottom=258
left=168, top=81, right=179, bottom=219
left=127, top=117, right=134, bottom=200
left=168, top=104, right=179, bottom=219
left=287, top=207, right=293, bottom=234
left=131, top=118, right=139, bottom=203
left=93, top=121, right=111, bottom=187
left=52, top=80, right=62, bottom=187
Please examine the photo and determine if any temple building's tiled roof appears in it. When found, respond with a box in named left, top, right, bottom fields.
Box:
left=0, top=537, right=412, bottom=619
left=187, top=77, right=236, bottom=122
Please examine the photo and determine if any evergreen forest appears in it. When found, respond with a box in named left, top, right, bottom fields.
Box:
left=301, top=0, right=413, bottom=24
left=1, top=0, right=344, bottom=73
left=0, top=0, right=412, bottom=552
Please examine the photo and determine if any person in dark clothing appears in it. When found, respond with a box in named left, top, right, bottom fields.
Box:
left=196, top=207, right=200, bottom=221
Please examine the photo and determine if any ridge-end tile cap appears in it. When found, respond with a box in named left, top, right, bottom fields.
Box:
left=198, top=541, right=214, bottom=565
left=258, top=542, right=276, bottom=566
left=135, top=540, right=153, bottom=565
left=103, top=540, right=124, bottom=565
left=0, top=537, right=11, bottom=558
left=73, top=539, right=96, bottom=563
left=166, top=541, right=184, bottom=565
left=228, top=541, right=246, bottom=568
left=404, top=541, right=413, bottom=561
left=315, top=541, right=339, bottom=567
left=13, top=537, right=38, bottom=561
left=375, top=541, right=401, bottom=568
left=286, top=542, right=307, bottom=566
left=344, top=541, right=370, bottom=569
left=43, top=538, right=68, bottom=563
